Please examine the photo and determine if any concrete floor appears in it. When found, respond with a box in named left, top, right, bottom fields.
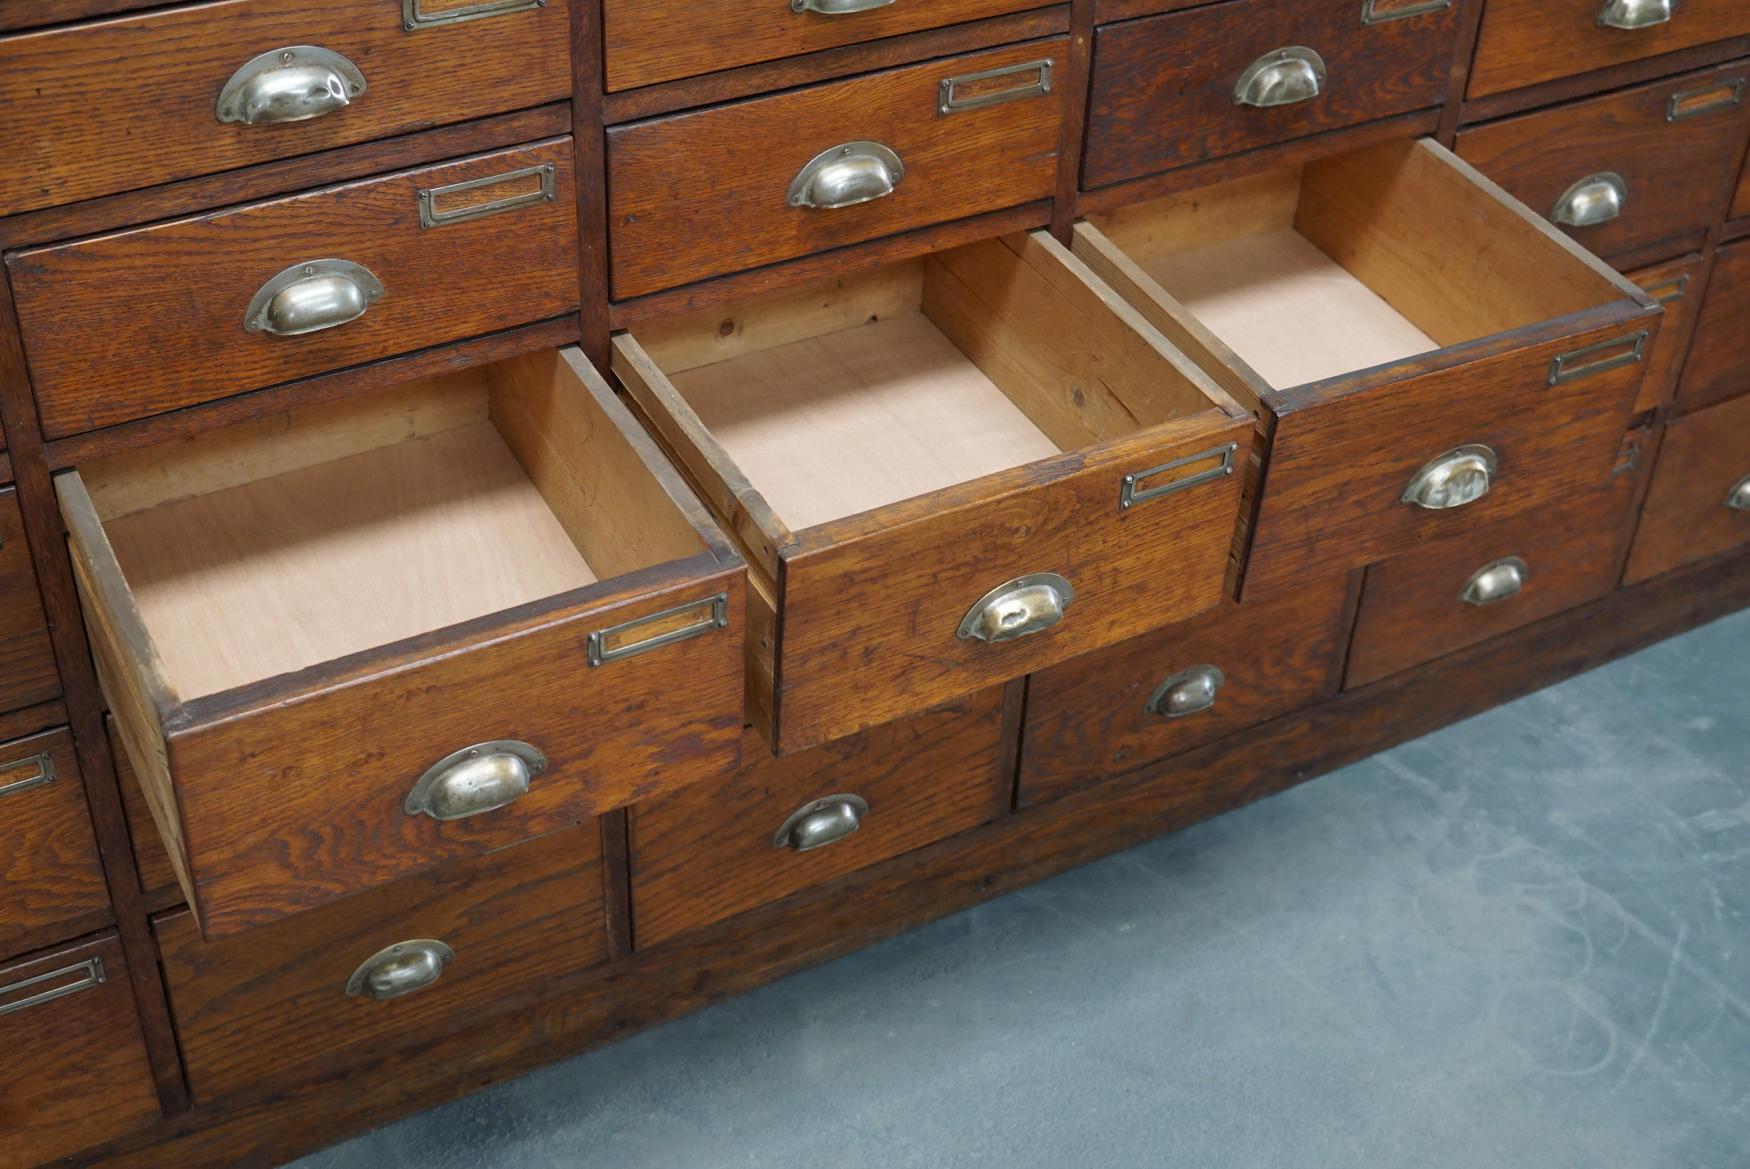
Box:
left=293, top=609, right=1750, bottom=1169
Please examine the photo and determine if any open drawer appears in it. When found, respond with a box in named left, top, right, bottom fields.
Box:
left=58, top=350, right=746, bottom=937
left=615, top=231, right=1254, bottom=754
left=1074, top=138, right=1662, bottom=599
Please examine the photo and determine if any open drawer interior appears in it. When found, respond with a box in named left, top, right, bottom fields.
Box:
left=1077, top=138, right=1637, bottom=395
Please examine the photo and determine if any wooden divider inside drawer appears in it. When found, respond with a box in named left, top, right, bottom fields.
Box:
left=0, top=727, right=111, bottom=959
left=59, top=350, right=745, bottom=937
left=616, top=230, right=1253, bottom=754
left=1074, top=138, right=1659, bottom=599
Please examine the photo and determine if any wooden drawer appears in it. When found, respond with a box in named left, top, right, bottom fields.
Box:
left=604, top=0, right=1044, bottom=91
left=0, top=0, right=569, bottom=217
left=1626, top=252, right=1709, bottom=413
left=59, top=350, right=745, bottom=937
left=1347, top=476, right=1639, bottom=686
left=0, top=935, right=161, bottom=1169
left=1733, top=150, right=1750, bottom=220
left=1675, top=236, right=1750, bottom=411
left=11, top=139, right=580, bottom=441
left=607, top=39, right=1066, bottom=298
left=113, top=716, right=185, bottom=915
left=0, top=728, right=110, bottom=960
left=632, top=687, right=1011, bottom=947
left=1468, top=0, right=1750, bottom=100
left=0, top=486, right=59, bottom=716
left=1017, top=575, right=1351, bottom=809
left=1455, top=62, right=1750, bottom=263
left=157, top=826, right=607, bottom=1102
left=1080, top=0, right=1459, bottom=190
left=616, top=231, right=1253, bottom=753
left=1073, top=138, right=1660, bottom=599
left=1625, top=393, right=1750, bottom=583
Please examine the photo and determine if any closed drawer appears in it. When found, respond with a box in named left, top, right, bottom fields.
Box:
left=1675, top=236, right=1750, bottom=411
left=60, top=350, right=745, bottom=936
left=616, top=231, right=1253, bottom=753
left=1624, top=393, right=1750, bottom=583
left=157, top=826, right=607, bottom=1102
left=11, top=139, right=580, bottom=440
left=607, top=39, right=1065, bottom=298
left=0, top=487, right=59, bottom=715
left=1733, top=149, right=1750, bottom=220
left=0, top=728, right=110, bottom=960
left=605, top=0, right=1045, bottom=91
left=1455, top=62, right=1750, bottom=263
left=0, top=0, right=569, bottom=217
left=1468, top=0, right=1750, bottom=100
left=1073, top=138, right=1659, bottom=598
left=0, top=935, right=161, bottom=1169
left=1017, top=575, right=1351, bottom=809
left=1081, top=0, right=1459, bottom=190
left=1347, top=475, right=1640, bottom=686
left=1626, top=252, right=1708, bottom=413
left=632, top=687, right=1010, bottom=947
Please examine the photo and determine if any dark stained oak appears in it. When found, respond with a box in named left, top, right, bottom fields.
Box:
left=0, top=727, right=112, bottom=960
left=1675, top=237, right=1750, bottom=412
left=0, top=486, right=59, bottom=716
left=112, top=715, right=186, bottom=916
left=1626, top=253, right=1710, bottom=415
left=1625, top=392, right=1750, bottom=584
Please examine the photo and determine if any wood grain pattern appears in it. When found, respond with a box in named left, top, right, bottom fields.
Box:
left=1625, top=392, right=1750, bottom=583
left=156, top=826, right=609, bottom=1102
left=1734, top=149, right=1750, bottom=220
left=1675, top=237, right=1750, bottom=411
left=113, top=715, right=186, bottom=915
left=1467, top=0, right=1750, bottom=100
left=1347, top=477, right=1640, bottom=686
left=604, top=0, right=1044, bottom=91
left=1455, top=61, right=1750, bottom=263
left=0, top=727, right=112, bottom=960
left=1081, top=0, right=1458, bottom=189
left=0, top=935, right=160, bottom=1169
left=0, top=0, right=571, bottom=216
left=1017, top=574, right=1352, bottom=807
left=0, top=486, right=59, bottom=716
left=631, top=688, right=1010, bottom=947
left=607, top=39, right=1066, bottom=298
left=1627, top=252, right=1710, bottom=414
left=61, top=352, right=746, bottom=935
left=11, top=140, right=580, bottom=440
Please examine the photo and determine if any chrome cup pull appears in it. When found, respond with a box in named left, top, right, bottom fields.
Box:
left=1598, top=0, right=1673, bottom=30
left=1725, top=474, right=1750, bottom=512
left=215, top=46, right=366, bottom=126
left=1145, top=665, right=1225, bottom=719
left=1551, top=173, right=1628, bottom=228
left=1460, top=557, right=1528, bottom=606
left=1233, top=47, right=1327, bottom=109
left=787, top=141, right=904, bottom=210
left=957, top=573, right=1075, bottom=644
left=243, top=259, right=384, bottom=337
left=791, top=0, right=895, bottom=12
left=346, top=940, right=454, bottom=1001
left=404, top=740, right=545, bottom=822
left=773, top=793, right=869, bottom=852
left=1401, top=444, right=1498, bottom=510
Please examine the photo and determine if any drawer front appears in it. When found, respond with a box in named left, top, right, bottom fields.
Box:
left=1081, top=0, right=1459, bottom=189
left=1455, top=62, right=1750, bottom=263
left=0, top=935, right=161, bottom=1169
left=1468, top=0, right=1750, bottom=100
left=1245, top=321, right=1652, bottom=597
left=13, top=140, right=580, bottom=440
left=0, top=487, right=59, bottom=715
left=632, top=687, right=1010, bottom=947
left=0, top=0, right=570, bottom=217
left=604, top=0, right=1042, bottom=91
left=1675, top=236, right=1750, bottom=411
left=157, top=827, right=607, bottom=1101
left=1018, top=576, right=1351, bottom=809
left=0, top=728, right=111, bottom=960
left=1625, top=393, right=1750, bottom=583
left=1347, top=480, right=1637, bottom=686
left=1627, top=253, right=1708, bottom=413
left=607, top=39, right=1066, bottom=298
left=1734, top=150, right=1750, bottom=220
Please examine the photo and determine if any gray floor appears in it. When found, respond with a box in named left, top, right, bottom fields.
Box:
left=294, top=609, right=1750, bottom=1169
